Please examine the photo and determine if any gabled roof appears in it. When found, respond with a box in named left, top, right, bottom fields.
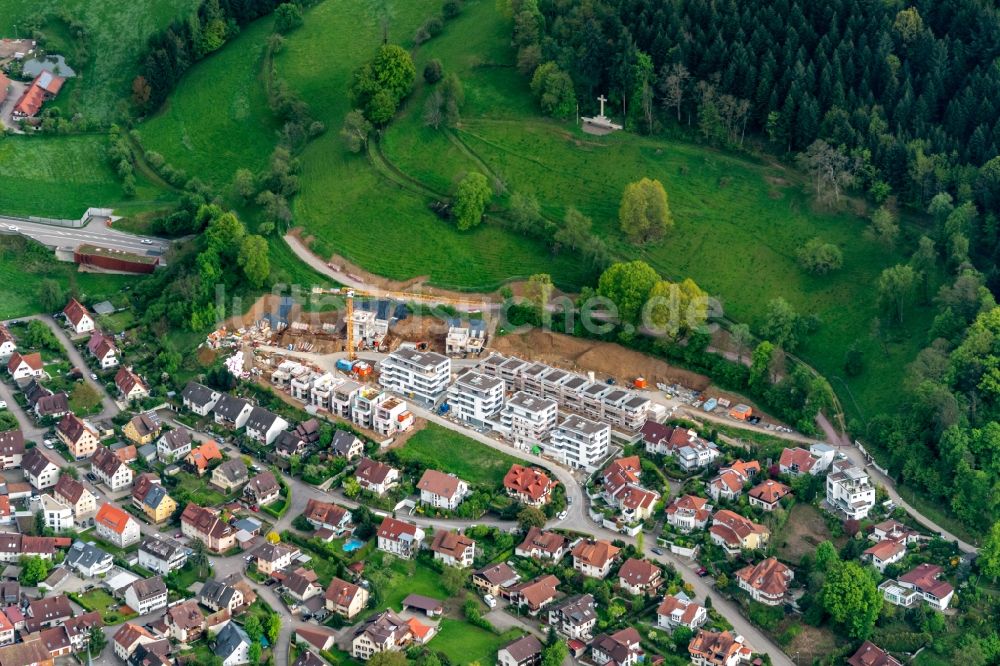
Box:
left=182, top=381, right=218, bottom=407
left=430, top=530, right=474, bottom=559
left=213, top=459, right=248, bottom=484
left=87, top=332, right=117, bottom=359
left=22, top=448, right=58, bottom=476
left=8, top=351, right=42, bottom=374
left=115, top=367, right=147, bottom=396
left=303, top=499, right=349, bottom=526
left=474, top=562, right=520, bottom=587
left=63, top=298, right=91, bottom=326
left=128, top=576, right=167, bottom=601
left=245, top=406, right=282, bottom=432
left=500, top=634, right=543, bottom=663
left=200, top=579, right=240, bottom=609
left=377, top=516, right=418, bottom=541
left=0, top=430, right=25, bottom=458
left=128, top=412, right=161, bottom=439
left=0, top=325, right=13, bottom=347
left=245, top=471, right=280, bottom=496
left=140, top=535, right=184, bottom=562
left=187, top=441, right=222, bottom=471
left=330, top=430, right=361, bottom=455
left=214, top=394, right=250, bottom=421
left=508, top=574, right=560, bottom=609
left=848, top=641, right=903, bottom=666
left=864, top=540, right=905, bottom=562
left=66, top=540, right=111, bottom=570
left=160, top=428, right=192, bottom=452
left=416, top=469, right=465, bottom=499
left=325, top=577, right=362, bottom=607
left=618, top=557, right=660, bottom=586
left=749, top=480, right=792, bottom=505
left=657, top=593, right=705, bottom=625
left=54, top=474, right=88, bottom=505
left=114, top=622, right=156, bottom=650
left=898, top=563, right=953, bottom=599
left=356, top=457, right=396, bottom=485
left=91, top=445, right=125, bottom=477
left=214, top=621, right=251, bottom=659
left=734, top=557, right=793, bottom=597
left=517, top=527, right=566, bottom=556
left=779, top=447, right=819, bottom=472
left=181, top=503, right=233, bottom=541
left=166, top=599, right=204, bottom=631
left=96, top=503, right=135, bottom=535
left=35, top=392, right=69, bottom=416
left=59, top=413, right=97, bottom=445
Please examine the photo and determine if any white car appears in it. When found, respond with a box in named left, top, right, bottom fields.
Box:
left=6, top=225, right=18, bottom=232
left=483, top=594, right=497, bottom=608
left=558, top=510, right=568, bottom=520
left=90, top=373, right=98, bottom=380
left=0, top=401, right=6, bottom=409
left=43, top=440, right=55, bottom=449
left=140, top=239, right=153, bottom=245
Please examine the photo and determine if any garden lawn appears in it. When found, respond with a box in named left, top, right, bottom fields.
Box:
left=375, top=558, right=450, bottom=614
left=139, top=15, right=282, bottom=187
left=172, top=471, right=229, bottom=506
left=72, top=588, right=137, bottom=623
left=432, top=619, right=522, bottom=665
left=0, top=135, right=176, bottom=219
left=394, top=423, right=524, bottom=488
left=0, top=238, right=135, bottom=319
left=0, top=0, right=200, bottom=123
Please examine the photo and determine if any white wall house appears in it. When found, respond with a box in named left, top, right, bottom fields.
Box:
left=378, top=348, right=451, bottom=406
left=498, top=392, right=558, bottom=451
left=244, top=407, right=288, bottom=445
left=547, top=414, right=610, bottom=471
left=826, top=459, right=876, bottom=520
left=446, top=371, right=504, bottom=428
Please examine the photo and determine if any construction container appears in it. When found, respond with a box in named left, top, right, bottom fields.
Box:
left=702, top=397, right=718, bottom=412
left=353, top=362, right=373, bottom=378
left=729, top=404, right=752, bottom=421
left=634, top=377, right=648, bottom=389
left=336, top=359, right=355, bottom=373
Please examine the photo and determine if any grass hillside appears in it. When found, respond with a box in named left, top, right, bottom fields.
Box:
left=0, top=0, right=200, bottom=124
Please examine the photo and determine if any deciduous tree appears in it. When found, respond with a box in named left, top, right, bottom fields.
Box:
left=796, top=238, right=843, bottom=274
left=877, top=264, right=916, bottom=324
left=619, top=178, right=672, bottom=245
left=821, top=561, right=882, bottom=639
left=597, top=260, right=659, bottom=325
left=340, top=110, right=373, bottom=153
left=452, top=172, right=491, bottom=230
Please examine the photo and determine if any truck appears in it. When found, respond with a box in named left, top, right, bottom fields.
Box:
left=336, top=359, right=355, bottom=373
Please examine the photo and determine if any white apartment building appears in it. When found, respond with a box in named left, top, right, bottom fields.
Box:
left=372, top=396, right=414, bottom=436
left=447, top=371, right=504, bottom=427
left=826, top=459, right=876, bottom=520
left=352, top=387, right=386, bottom=430
left=331, top=380, right=362, bottom=418
left=498, top=391, right=559, bottom=451
left=309, top=373, right=338, bottom=410
left=379, top=348, right=451, bottom=406
left=40, top=494, right=74, bottom=531
left=548, top=414, right=610, bottom=471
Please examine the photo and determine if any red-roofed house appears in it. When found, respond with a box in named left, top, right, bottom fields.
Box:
left=571, top=539, right=620, bottom=579
left=63, top=298, right=95, bottom=335
left=735, top=557, right=793, bottom=605
left=7, top=351, right=44, bottom=381
left=778, top=447, right=822, bottom=476
left=95, top=502, right=141, bottom=548
left=115, top=367, right=149, bottom=402
left=709, top=510, right=769, bottom=554
left=515, top=527, right=567, bottom=561
left=12, top=70, right=64, bottom=119
left=87, top=333, right=119, bottom=369
left=863, top=540, right=906, bottom=572
left=894, top=563, right=954, bottom=610
left=708, top=460, right=760, bottom=502
left=429, top=530, right=475, bottom=568
left=601, top=456, right=659, bottom=523
left=748, top=480, right=792, bottom=511
left=376, top=517, right=425, bottom=559
left=847, top=641, right=903, bottom=666
left=657, top=593, right=707, bottom=632
left=617, top=558, right=662, bottom=595
left=416, top=469, right=469, bottom=510
left=503, top=464, right=556, bottom=507
left=688, top=629, right=752, bottom=666
left=665, top=495, right=712, bottom=533
left=0, top=325, right=15, bottom=362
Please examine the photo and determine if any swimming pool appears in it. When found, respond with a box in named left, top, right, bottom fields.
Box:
left=343, top=538, right=365, bottom=552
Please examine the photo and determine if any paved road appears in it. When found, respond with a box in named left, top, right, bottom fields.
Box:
left=0, top=214, right=169, bottom=256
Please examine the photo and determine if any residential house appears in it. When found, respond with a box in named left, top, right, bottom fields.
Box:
left=0, top=634, right=51, bottom=666
left=182, top=382, right=221, bottom=416
left=213, top=395, right=253, bottom=429
left=57, top=413, right=100, bottom=460
left=244, top=407, right=288, bottom=446
left=63, top=299, right=95, bottom=334
left=330, top=431, right=363, bottom=460
left=472, top=563, right=521, bottom=597
left=657, top=593, right=707, bottom=632
left=351, top=610, right=413, bottom=660
left=355, top=458, right=400, bottom=495
left=124, top=412, right=162, bottom=445
left=847, top=641, right=903, bottom=666
left=131, top=474, right=177, bottom=524
left=377, top=348, right=452, bottom=406
left=302, top=499, right=352, bottom=535
left=186, top=440, right=223, bottom=475
left=200, top=580, right=244, bottom=614
left=2, top=534, right=64, bottom=562
left=503, top=464, right=556, bottom=507
left=65, top=540, right=113, bottom=577
left=25, top=595, right=73, bottom=632
left=571, top=539, right=620, bottom=579
left=863, top=540, right=907, bottom=572
left=24, top=381, right=69, bottom=419
left=294, top=651, right=326, bottom=666
left=507, top=575, right=560, bottom=615
left=735, top=557, right=793, bottom=606
left=871, top=520, right=920, bottom=545
left=282, top=567, right=322, bottom=602
left=295, top=626, right=337, bottom=655
left=665, top=495, right=712, bottom=533
left=0, top=430, right=24, bottom=470
left=115, top=367, right=149, bottom=402
left=214, top=621, right=252, bottom=666
left=617, top=557, right=662, bottom=595
left=688, top=630, right=753, bottom=666
left=376, top=517, right=425, bottom=559
left=91, top=445, right=134, bottom=491
left=53, top=475, right=97, bottom=526
left=39, top=494, right=73, bottom=531
left=497, top=634, right=543, bottom=666
left=114, top=623, right=159, bottom=661
left=429, top=530, right=475, bottom=568
left=243, top=471, right=281, bottom=508
left=547, top=594, right=597, bottom=640
left=274, top=431, right=307, bottom=459
left=63, top=611, right=103, bottom=653
left=417, top=469, right=469, bottom=510
left=157, top=428, right=193, bottom=463
left=181, top=503, right=237, bottom=553
left=709, top=510, right=769, bottom=554
left=446, top=371, right=505, bottom=427
left=7, top=351, right=44, bottom=381
left=0, top=611, right=13, bottom=647
left=778, top=447, right=826, bottom=476
left=22, top=448, right=59, bottom=489
left=253, top=542, right=300, bottom=575
left=165, top=599, right=205, bottom=643
left=547, top=414, right=610, bottom=471
left=497, top=391, right=558, bottom=452
left=882, top=563, right=954, bottom=610
left=87, top=333, right=119, bottom=369
left=515, top=527, right=567, bottom=561
left=601, top=455, right=659, bottom=524
left=95, top=502, right=141, bottom=547
left=325, top=578, right=369, bottom=619
left=748, top=480, right=792, bottom=511
left=139, top=536, right=188, bottom=575
left=826, top=459, right=876, bottom=520
left=125, top=577, right=168, bottom=615
left=707, top=460, right=760, bottom=502
left=0, top=326, right=15, bottom=362
left=641, top=421, right=719, bottom=470
left=211, top=459, right=249, bottom=492
left=590, top=628, right=643, bottom=666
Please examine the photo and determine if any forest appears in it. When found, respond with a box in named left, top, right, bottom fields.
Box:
left=513, top=0, right=1000, bottom=532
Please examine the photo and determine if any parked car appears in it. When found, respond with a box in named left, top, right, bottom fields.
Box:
left=557, top=511, right=568, bottom=520
left=483, top=594, right=497, bottom=608
left=86, top=472, right=97, bottom=482
left=140, top=239, right=153, bottom=245
left=696, top=567, right=709, bottom=577
left=0, top=401, right=6, bottom=410
left=651, top=547, right=664, bottom=556
left=89, top=373, right=98, bottom=380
